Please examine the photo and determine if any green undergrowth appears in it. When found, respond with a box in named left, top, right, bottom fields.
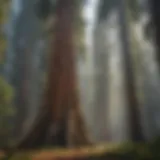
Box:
left=2, top=137, right=160, bottom=160
left=89, top=138, right=160, bottom=160
left=2, top=154, right=31, bottom=160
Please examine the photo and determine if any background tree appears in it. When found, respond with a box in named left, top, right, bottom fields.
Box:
left=92, top=0, right=145, bottom=142
left=0, top=0, right=15, bottom=148
left=119, top=0, right=144, bottom=141
left=3, top=0, right=48, bottom=141
left=149, top=0, right=160, bottom=70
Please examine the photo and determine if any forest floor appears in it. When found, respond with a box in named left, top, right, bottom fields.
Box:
left=0, top=144, right=120, bottom=160
left=0, top=140, right=160, bottom=160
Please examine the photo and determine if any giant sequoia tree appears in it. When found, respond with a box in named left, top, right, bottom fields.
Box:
left=16, top=0, right=90, bottom=149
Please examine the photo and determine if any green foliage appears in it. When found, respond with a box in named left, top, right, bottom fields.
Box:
left=0, top=76, right=14, bottom=147
left=6, top=153, right=31, bottom=160
left=117, top=140, right=160, bottom=159
left=1, top=138, right=160, bottom=160
left=89, top=139, right=160, bottom=160
left=127, top=0, right=140, bottom=21
left=0, top=0, right=14, bottom=147
left=0, top=77, right=14, bottom=115
left=73, top=0, right=86, bottom=59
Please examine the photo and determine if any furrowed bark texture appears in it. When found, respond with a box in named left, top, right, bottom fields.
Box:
left=17, top=0, right=90, bottom=149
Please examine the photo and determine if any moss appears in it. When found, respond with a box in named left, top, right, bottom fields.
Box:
left=88, top=139, right=160, bottom=160
left=6, top=153, right=31, bottom=160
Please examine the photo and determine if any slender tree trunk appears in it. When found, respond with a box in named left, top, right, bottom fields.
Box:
left=93, top=22, right=108, bottom=142
left=149, top=0, right=160, bottom=71
left=118, top=0, right=145, bottom=141
left=16, top=0, right=90, bottom=149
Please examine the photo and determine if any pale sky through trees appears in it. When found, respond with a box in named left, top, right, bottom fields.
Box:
left=83, top=0, right=97, bottom=49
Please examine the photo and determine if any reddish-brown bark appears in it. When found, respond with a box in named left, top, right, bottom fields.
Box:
left=16, top=0, right=90, bottom=149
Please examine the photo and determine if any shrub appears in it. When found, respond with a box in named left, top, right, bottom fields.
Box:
left=0, top=76, right=15, bottom=147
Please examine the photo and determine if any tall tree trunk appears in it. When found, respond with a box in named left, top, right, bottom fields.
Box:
left=149, top=0, right=160, bottom=70
left=93, top=21, right=108, bottom=142
left=118, top=0, right=144, bottom=141
left=4, top=0, right=43, bottom=140
left=93, top=0, right=129, bottom=143
left=16, top=0, right=90, bottom=149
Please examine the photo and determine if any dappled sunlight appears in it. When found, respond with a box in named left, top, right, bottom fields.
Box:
left=0, top=0, right=160, bottom=159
